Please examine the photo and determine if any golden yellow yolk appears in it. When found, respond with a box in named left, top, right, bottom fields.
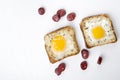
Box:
left=51, top=35, right=66, bottom=51
left=91, top=26, right=105, bottom=39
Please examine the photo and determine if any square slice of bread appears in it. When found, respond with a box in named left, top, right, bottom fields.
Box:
left=44, top=26, right=80, bottom=63
left=80, top=14, right=117, bottom=48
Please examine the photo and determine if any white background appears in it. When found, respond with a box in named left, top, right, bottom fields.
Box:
left=0, top=0, right=120, bottom=80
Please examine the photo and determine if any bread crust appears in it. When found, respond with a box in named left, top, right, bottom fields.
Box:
left=80, top=14, right=117, bottom=48
left=44, top=26, right=80, bottom=63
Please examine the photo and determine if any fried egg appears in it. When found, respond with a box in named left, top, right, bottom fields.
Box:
left=85, top=17, right=111, bottom=43
left=44, top=26, right=80, bottom=63
left=50, top=34, right=74, bottom=60
left=81, top=14, right=117, bottom=48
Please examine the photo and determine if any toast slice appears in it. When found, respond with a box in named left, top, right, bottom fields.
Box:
left=44, top=26, right=80, bottom=63
left=80, top=14, right=117, bottom=48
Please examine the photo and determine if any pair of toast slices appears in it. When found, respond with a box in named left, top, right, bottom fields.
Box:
left=44, top=14, right=117, bottom=63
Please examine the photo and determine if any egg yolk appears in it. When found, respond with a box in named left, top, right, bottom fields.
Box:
left=51, top=35, right=66, bottom=51
left=91, top=26, right=105, bottom=39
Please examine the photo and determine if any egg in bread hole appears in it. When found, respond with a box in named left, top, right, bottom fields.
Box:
left=86, top=19, right=114, bottom=44
left=80, top=14, right=117, bottom=48
left=50, top=34, right=74, bottom=59
left=44, top=26, right=80, bottom=63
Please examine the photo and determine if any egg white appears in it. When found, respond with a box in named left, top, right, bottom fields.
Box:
left=84, top=17, right=114, bottom=46
left=50, top=31, right=75, bottom=60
